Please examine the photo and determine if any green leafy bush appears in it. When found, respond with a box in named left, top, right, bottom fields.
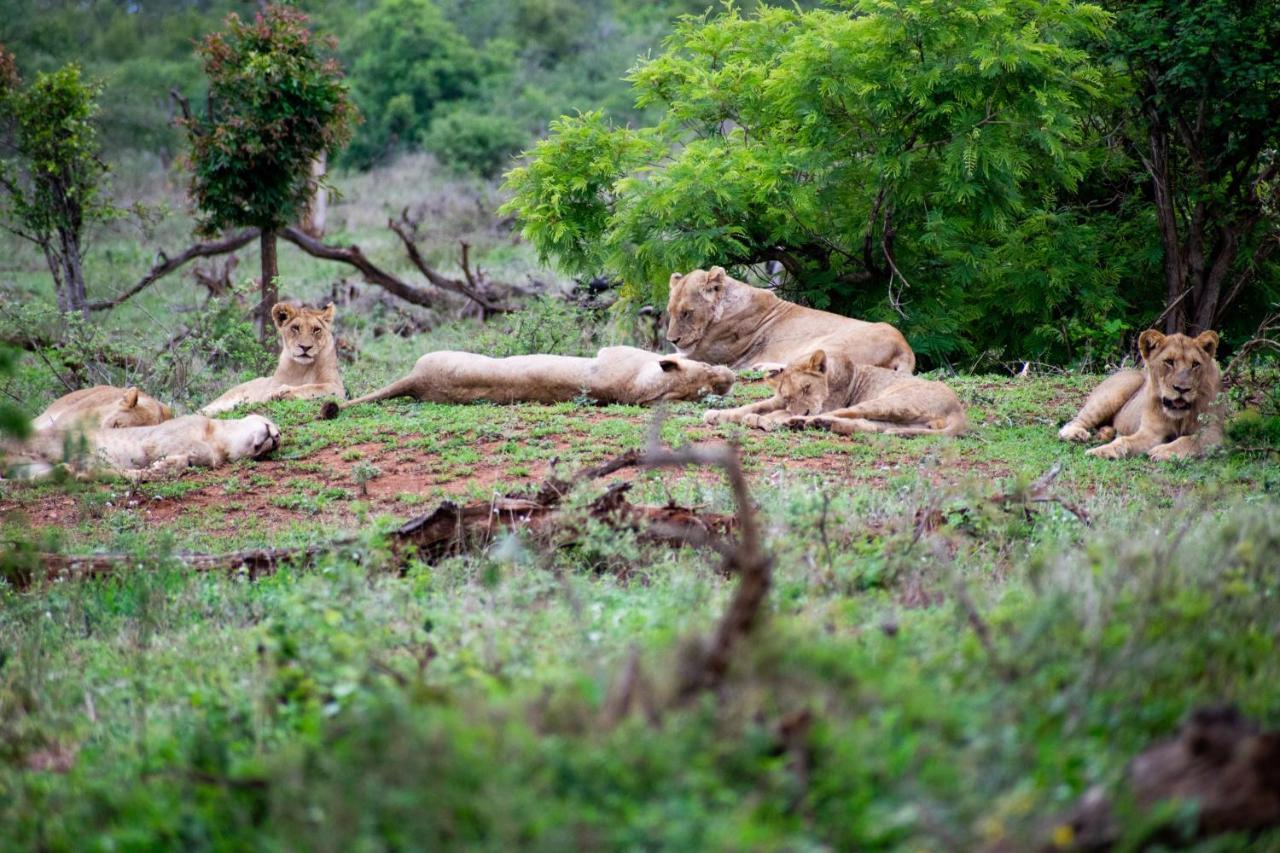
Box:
left=423, top=108, right=527, bottom=178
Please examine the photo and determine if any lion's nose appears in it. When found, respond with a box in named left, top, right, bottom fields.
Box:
left=1172, top=383, right=1191, bottom=394
left=298, top=344, right=313, bottom=354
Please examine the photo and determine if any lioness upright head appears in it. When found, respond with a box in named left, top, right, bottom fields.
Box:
left=272, top=302, right=336, bottom=366
left=102, top=387, right=173, bottom=429
left=1138, top=329, right=1220, bottom=417
left=770, top=350, right=830, bottom=416
left=666, top=267, right=730, bottom=352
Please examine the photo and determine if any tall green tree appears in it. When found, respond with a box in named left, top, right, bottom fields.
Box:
left=504, top=0, right=1115, bottom=361
left=1108, top=0, right=1280, bottom=335
left=181, top=6, right=356, bottom=342
left=0, top=45, right=114, bottom=321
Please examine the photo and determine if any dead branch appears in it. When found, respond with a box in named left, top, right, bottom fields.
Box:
left=88, top=229, right=259, bottom=311
left=1223, top=308, right=1280, bottom=380
left=990, top=462, right=1090, bottom=526
left=387, top=211, right=516, bottom=317
left=278, top=226, right=444, bottom=309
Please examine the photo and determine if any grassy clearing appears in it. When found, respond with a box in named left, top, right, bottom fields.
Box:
left=2, top=367, right=1279, bottom=848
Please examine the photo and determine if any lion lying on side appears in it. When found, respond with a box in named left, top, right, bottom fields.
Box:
left=202, top=303, right=345, bottom=415
left=704, top=349, right=967, bottom=436
left=1059, top=330, right=1222, bottom=461
left=11, top=415, right=280, bottom=481
left=33, top=385, right=172, bottom=434
left=323, top=346, right=735, bottom=415
left=666, top=267, right=915, bottom=373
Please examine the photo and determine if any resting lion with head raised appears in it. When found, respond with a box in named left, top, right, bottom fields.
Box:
left=1060, top=329, right=1222, bottom=461
left=322, top=346, right=735, bottom=416
left=33, top=385, right=172, bottom=434
left=11, top=414, right=280, bottom=481
left=201, top=302, right=344, bottom=415
left=705, top=349, right=966, bottom=436
left=666, top=267, right=915, bottom=373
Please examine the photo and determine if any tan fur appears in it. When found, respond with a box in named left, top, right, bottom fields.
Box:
left=666, top=267, right=915, bottom=372
left=32, top=385, right=172, bottom=433
left=704, top=349, right=966, bottom=436
left=201, top=303, right=345, bottom=415
left=1060, top=330, right=1223, bottom=461
left=329, top=346, right=735, bottom=413
left=10, top=414, right=280, bottom=481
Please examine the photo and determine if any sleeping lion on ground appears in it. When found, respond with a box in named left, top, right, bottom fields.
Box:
left=33, top=385, right=172, bottom=433
left=704, top=349, right=967, bottom=436
left=666, top=267, right=915, bottom=373
left=201, top=302, right=344, bottom=415
left=1059, top=329, right=1222, bottom=461
left=9, top=414, right=280, bottom=481
left=322, top=346, right=736, bottom=416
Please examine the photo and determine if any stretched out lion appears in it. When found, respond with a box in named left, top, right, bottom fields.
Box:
left=33, top=385, right=172, bottom=434
left=11, top=414, right=280, bottom=481
left=322, top=346, right=735, bottom=416
left=201, top=303, right=344, bottom=415
left=666, top=267, right=915, bottom=373
left=704, top=349, right=967, bottom=436
left=1060, top=329, right=1222, bottom=461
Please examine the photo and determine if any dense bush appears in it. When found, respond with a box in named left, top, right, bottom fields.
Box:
left=424, top=108, right=527, bottom=178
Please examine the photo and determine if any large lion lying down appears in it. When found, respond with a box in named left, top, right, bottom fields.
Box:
left=202, top=303, right=345, bottom=415
left=704, top=349, right=967, bottom=436
left=10, top=415, right=280, bottom=480
left=33, top=385, right=172, bottom=434
left=323, top=346, right=735, bottom=415
left=1060, top=329, right=1222, bottom=461
left=666, top=267, right=915, bottom=372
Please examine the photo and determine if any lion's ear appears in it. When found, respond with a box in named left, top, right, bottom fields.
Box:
left=804, top=350, right=827, bottom=374
left=271, top=303, right=296, bottom=329
left=122, top=388, right=139, bottom=409
left=657, top=358, right=681, bottom=373
left=669, top=272, right=683, bottom=286
left=1194, top=330, right=1219, bottom=358
left=319, top=303, right=336, bottom=324
left=1138, top=329, right=1166, bottom=362
left=708, top=266, right=727, bottom=283
left=765, top=366, right=785, bottom=384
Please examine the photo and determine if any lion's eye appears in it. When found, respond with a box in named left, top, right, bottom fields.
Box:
left=802, top=385, right=811, bottom=393
left=291, top=325, right=301, bottom=333
left=1163, top=358, right=1175, bottom=367
left=1191, top=362, right=1200, bottom=369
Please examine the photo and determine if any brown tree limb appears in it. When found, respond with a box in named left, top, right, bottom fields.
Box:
left=277, top=225, right=445, bottom=309
left=88, top=228, right=259, bottom=311
left=387, top=212, right=515, bottom=317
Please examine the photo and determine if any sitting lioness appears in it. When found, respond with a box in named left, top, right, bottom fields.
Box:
left=201, top=302, right=344, bottom=415
left=1060, top=329, right=1223, bottom=461
left=33, top=385, right=172, bottom=433
left=704, top=349, right=967, bottom=436
left=322, top=346, right=735, bottom=416
left=12, top=414, right=280, bottom=480
left=666, top=267, right=915, bottom=373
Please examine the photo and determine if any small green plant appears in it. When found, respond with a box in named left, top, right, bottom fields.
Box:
left=352, top=461, right=381, bottom=497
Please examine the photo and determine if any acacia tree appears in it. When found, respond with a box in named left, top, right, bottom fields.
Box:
left=504, top=0, right=1116, bottom=361
left=180, top=6, right=355, bottom=342
left=1109, top=0, right=1280, bottom=335
left=0, top=45, right=114, bottom=321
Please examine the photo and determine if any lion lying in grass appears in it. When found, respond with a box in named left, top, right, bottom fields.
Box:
left=322, top=346, right=735, bottom=416
left=202, top=303, right=344, bottom=415
left=1059, top=329, right=1222, bottom=461
left=666, top=267, right=915, bottom=372
left=33, top=385, right=172, bottom=434
left=704, top=349, right=967, bottom=436
left=9, top=414, right=280, bottom=481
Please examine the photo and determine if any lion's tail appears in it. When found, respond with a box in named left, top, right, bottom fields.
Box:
left=320, top=376, right=420, bottom=420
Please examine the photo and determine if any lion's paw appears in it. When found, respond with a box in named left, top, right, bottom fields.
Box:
left=1148, top=443, right=1190, bottom=462
left=703, top=409, right=725, bottom=426
left=1086, top=443, right=1125, bottom=460
left=1058, top=422, right=1090, bottom=443
left=784, top=416, right=813, bottom=431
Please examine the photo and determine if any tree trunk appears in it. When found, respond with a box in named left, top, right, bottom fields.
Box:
left=259, top=229, right=279, bottom=346
left=60, top=228, right=89, bottom=321
left=301, top=152, right=328, bottom=239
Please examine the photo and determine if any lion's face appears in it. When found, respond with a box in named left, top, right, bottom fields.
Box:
left=770, top=350, right=830, bottom=416
left=636, top=355, right=735, bottom=404
left=100, top=387, right=172, bottom=429
left=221, top=414, right=281, bottom=460
left=1139, top=330, right=1220, bottom=417
left=272, top=303, right=335, bottom=366
left=665, top=267, right=728, bottom=352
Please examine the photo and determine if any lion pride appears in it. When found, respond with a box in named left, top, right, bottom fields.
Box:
left=666, top=267, right=915, bottom=373
left=1060, top=329, right=1223, bottom=461
left=201, top=302, right=344, bottom=415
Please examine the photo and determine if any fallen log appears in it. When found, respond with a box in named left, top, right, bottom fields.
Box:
left=88, top=229, right=259, bottom=311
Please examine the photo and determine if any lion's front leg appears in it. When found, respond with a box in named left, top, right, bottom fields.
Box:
left=704, top=396, right=785, bottom=426
left=122, top=454, right=192, bottom=482
left=1086, top=429, right=1163, bottom=460
left=740, top=410, right=792, bottom=431
left=271, top=382, right=343, bottom=402
left=1148, top=435, right=1201, bottom=461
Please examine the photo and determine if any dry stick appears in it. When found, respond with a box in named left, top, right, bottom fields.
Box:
left=277, top=226, right=445, bottom=309
left=386, top=214, right=514, bottom=315
left=87, top=229, right=259, bottom=311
